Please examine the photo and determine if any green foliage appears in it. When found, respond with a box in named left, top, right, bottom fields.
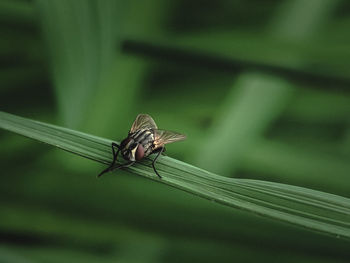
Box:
left=1, top=0, right=350, bottom=262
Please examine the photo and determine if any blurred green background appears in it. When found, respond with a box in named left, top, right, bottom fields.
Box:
left=1, top=0, right=350, bottom=262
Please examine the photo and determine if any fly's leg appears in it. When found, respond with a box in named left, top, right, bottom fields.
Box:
left=98, top=161, right=135, bottom=178
left=111, top=142, right=120, bottom=164
left=97, top=142, right=120, bottom=177
left=112, top=161, right=135, bottom=170
left=161, top=147, right=167, bottom=156
left=152, top=147, right=164, bottom=179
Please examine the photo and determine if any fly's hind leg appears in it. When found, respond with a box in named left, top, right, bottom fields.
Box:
left=161, top=147, right=167, bottom=156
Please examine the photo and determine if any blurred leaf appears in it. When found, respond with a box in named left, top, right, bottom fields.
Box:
left=241, top=138, right=350, bottom=195
left=0, top=246, right=34, bottom=263
left=83, top=0, right=176, bottom=139
left=0, top=245, right=117, bottom=263
left=285, top=89, right=350, bottom=123
left=195, top=73, right=293, bottom=174
left=0, top=0, right=35, bottom=25
left=195, top=0, right=342, bottom=176
left=1, top=111, right=350, bottom=239
left=34, top=0, right=118, bottom=128
left=123, top=34, right=350, bottom=84
left=269, top=0, right=340, bottom=40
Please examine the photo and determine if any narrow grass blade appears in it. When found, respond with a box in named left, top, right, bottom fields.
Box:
left=1, top=111, right=349, bottom=239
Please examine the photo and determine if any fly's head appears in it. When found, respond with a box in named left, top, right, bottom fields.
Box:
left=120, top=137, right=145, bottom=162
left=120, top=137, right=135, bottom=161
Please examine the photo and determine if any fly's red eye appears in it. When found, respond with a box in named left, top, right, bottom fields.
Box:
left=135, top=144, right=144, bottom=161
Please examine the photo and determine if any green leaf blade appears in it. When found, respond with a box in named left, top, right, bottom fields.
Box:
left=1, top=111, right=349, bottom=239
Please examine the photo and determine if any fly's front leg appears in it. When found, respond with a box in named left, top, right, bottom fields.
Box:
left=97, top=142, right=120, bottom=177
left=113, top=161, right=135, bottom=170
left=98, top=160, right=135, bottom=177
left=152, top=147, right=164, bottom=179
left=111, top=142, right=120, bottom=164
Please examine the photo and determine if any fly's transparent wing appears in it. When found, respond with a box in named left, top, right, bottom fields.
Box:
left=130, top=114, right=157, bottom=133
left=154, top=129, right=186, bottom=148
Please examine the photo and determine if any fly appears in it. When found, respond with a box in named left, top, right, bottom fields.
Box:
left=98, top=114, right=186, bottom=179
